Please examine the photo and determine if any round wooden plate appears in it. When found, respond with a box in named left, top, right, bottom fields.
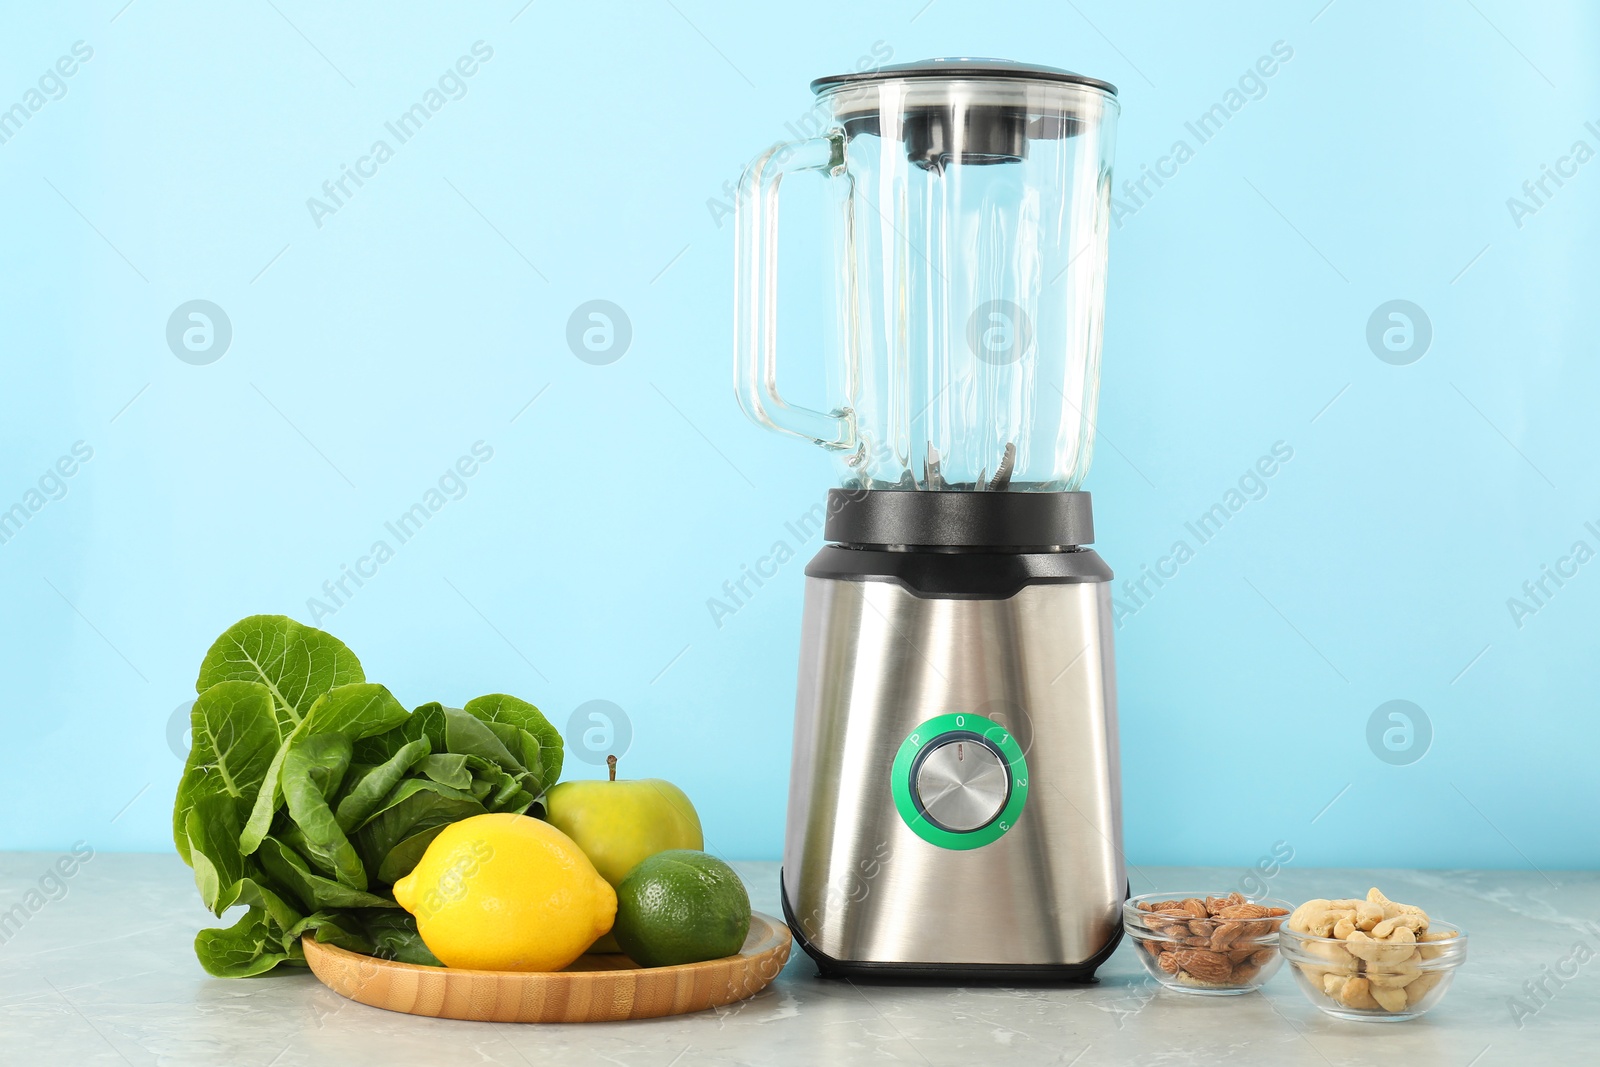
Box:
left=302, top=912, right=792, bottom=1023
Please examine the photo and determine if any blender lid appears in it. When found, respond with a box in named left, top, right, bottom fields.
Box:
left=811, top=57, right=1117, bottom=97
left=812, top=58, right=1116, bottom=168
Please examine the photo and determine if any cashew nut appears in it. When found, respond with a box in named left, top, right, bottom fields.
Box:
left=1298, top=964, right=1330, bottom=987
left=1354, top=900, right=1385, bottom=931
left=1294, top=939, right=1354, bottom=989
left=1288, top=899, right=1332, bottom=935
left=1324, top=974, right=1380, bottom=1010
left=1345, top=927, right=1417, bottom=966
left=1300, top=937, right=1357, bottom=969
left=1367, top=886, right=1429, bottom=927
left=1289, top=900, right=1357, bottom=938
left=1418, top=928, right=1458, bottom=961
left=1366, top=960, right=1422, bottom=989
left=1371, top=984, right=1409, bottom=1012
left=1294, top=888, right=1446, bottom=1012
left=1372, top=913, right=1426, bottom=939
left=1405, top=970, right=1445, bottom=1006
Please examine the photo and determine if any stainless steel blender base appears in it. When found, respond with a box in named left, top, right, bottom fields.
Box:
left=781, top=553, right=1124, bottom=977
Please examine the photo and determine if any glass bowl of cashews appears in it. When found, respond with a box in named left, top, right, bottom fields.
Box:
left=1124, top=891, right=1294, bottom=995
left=1278, top=887, right=1468, bottom=1022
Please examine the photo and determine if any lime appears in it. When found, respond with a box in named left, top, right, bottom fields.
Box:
left=613, top=850, right=751, bottom=967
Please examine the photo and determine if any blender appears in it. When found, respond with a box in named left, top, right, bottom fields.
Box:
left=734, top=59, right=1123, bottom=978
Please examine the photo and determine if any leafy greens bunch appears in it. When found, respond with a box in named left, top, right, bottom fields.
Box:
left=173, top=615, right=563, bottom=977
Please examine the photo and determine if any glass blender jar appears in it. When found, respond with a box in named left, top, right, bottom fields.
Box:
left=735, top=57, right=1118, bottom=492
left=733, top=59, right=1127, bottom=980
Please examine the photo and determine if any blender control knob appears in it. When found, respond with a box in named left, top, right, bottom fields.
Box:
left=914, top=737, right=1010, bottom=833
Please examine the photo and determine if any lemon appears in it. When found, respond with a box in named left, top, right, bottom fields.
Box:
left=392, top=813, right=616, bottom=972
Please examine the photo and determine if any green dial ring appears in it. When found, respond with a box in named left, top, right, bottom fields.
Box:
left=891, top=712, right=1028, bottom=850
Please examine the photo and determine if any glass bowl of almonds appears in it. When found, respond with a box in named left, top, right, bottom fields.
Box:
left=1278, top=887, right=1467, bottom=1022
left=1124, top=891, right=1293, bottom=995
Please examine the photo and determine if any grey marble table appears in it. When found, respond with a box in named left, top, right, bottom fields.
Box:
left=0, top=852, right=1590, bottom=1065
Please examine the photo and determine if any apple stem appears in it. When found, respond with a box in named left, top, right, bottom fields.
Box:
left=607, top=754, right=617, bottom=782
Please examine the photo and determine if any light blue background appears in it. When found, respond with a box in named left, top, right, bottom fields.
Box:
left=2, top=1, right=1596, bottom=874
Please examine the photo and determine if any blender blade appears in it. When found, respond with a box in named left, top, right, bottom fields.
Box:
left=986, top=443, right=1016, bottom=491
left=924, top=444, right=950, bottom=490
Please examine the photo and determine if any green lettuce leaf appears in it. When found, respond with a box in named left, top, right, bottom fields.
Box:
left=442, top=707, right=521, bottom=771
left=352, top=701, right=445, bottom=765
left=194, top=908, right=293, bottom=978
left=176, top=616, right=561, bottom=978
left=304, top=684, right=412, bottom=742
left=279, top=734, right=365, bottom=890
left=416, top=752, right=472, bottom=790
left=173, top=681, right=279, bottom=865
left=351, top=910, right=444, bottom=966
left=195, top=615, right=364, bottom=732
left=374, top=824, right=449, bottom=885
left=335, top=739, right=431, bottom=831
left=464, top=693, right=563, bottom=794
left=257, top=837, right=397, bottom=912
left=240, top=683, right=410, bottom=855
left=186, top=797, right=250, bottom=915
left=353, top=778, right=486, bottom=877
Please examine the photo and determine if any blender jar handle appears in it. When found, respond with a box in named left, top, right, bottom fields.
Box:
left=734, top=132, right=857, bottom=451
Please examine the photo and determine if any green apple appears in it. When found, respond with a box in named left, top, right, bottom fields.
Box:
left=544, top=755, right=704, bottom=953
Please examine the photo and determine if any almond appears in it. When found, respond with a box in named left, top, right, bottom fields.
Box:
left=1215, top=903, right=1272, bottom=920
left=1177, top=898, right=1209, bottom=919
left=1156, top=952, right=1181, bottom=974
left=1144, top=915, right=1188, bottom=936
left=1168, top=949, right=1232, bottom=983
left=1210, top=921, right=1245, bottom=950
